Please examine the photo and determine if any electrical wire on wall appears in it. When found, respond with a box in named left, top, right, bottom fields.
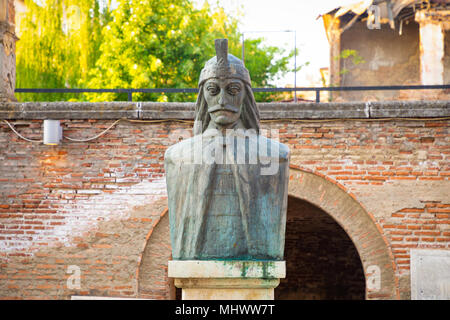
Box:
left=2, top=117, right=450, bottom=144
left=2, top=120, right=43, bottom=143
left=62, top=119, right=122, bottom=142
left=1, top=118, right=194, bottom=144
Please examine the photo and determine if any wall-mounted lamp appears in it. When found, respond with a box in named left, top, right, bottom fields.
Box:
left=43, top=120, right=62, bottom=145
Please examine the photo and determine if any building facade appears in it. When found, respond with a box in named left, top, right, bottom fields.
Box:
left=322, top=0, right=450, bottom=101
left=0, top=101, right=448, bottom=300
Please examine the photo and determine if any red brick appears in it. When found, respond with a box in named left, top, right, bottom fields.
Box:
left=383, top=224, right=399, bottom=229
left=36, top=264, right=57, bottom=269
left=397, top=259, right=410, bottom=265
left=428, top=208, right=450, bottom=213
left=414, top=231, right=441, bottom=236
left=391, top=176, right=416, bottom=180
left=390, top=231, right=412, bottom=235
left=301, top=133, right=323, bottom=138
left=399, top=208, right=425, bottom=213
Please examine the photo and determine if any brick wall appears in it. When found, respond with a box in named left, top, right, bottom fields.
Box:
left=0, top=103, right=449, bottom=299
left=0, top=119, right=172, bottom=299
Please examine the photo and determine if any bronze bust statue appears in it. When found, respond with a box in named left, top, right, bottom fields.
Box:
left=165, top=39, right=289, bottom=261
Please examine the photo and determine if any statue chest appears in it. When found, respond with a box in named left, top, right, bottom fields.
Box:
left=199, top=164, right=248, bottom=259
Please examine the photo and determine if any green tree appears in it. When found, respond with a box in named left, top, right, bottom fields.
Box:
left=87, top=0, right=295, bottom=102
left=16, top=0, right=297, bottom=102
left=16, top=0, right=107, bottom=101
left=233, top=39, right=302, bottom=102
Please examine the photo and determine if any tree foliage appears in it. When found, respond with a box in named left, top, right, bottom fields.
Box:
left=16, top=0, right=296, bottom=102
left=16, top=0, right=106, bottom=101
left=336, top=49, right=366, bottom=76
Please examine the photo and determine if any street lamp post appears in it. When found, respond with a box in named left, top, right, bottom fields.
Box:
left=241, top=30, right=297, bottom=102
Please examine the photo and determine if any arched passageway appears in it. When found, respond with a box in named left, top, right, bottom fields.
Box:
left=275, top=196, right=365, bottom=300
left=286, top=167, right=398, bottom=299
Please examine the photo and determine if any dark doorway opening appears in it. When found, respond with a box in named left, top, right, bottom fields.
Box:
left=275, top=195, right=366, bottom=300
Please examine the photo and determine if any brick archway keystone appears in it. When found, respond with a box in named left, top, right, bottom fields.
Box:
left=288, top=166, right=399, bottom=300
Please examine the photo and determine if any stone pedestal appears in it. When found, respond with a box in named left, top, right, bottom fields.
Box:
left=168, top=260, right=285, bottom=300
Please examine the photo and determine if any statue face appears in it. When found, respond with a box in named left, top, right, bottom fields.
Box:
left=204, top=78, right=245, bottom=128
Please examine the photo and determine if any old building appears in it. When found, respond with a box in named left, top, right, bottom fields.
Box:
left=321, top=0, right=450, bottom=101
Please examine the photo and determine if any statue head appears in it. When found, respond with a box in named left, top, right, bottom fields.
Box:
left=194, top=39, right=260, bottom=135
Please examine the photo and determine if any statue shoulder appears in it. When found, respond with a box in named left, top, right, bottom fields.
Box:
left=164, top=135, right=199, bottom=163
left=257, top=135, right=290, bottom=160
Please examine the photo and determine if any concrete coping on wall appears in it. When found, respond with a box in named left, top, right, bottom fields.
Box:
left=0, top=100, right=448, bottom=120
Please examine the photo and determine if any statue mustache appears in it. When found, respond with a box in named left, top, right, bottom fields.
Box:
left=208, top=105, right=240, bottom=113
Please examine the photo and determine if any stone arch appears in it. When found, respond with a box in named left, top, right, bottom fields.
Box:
left=288, top=166, right=399, bottom=300
left=136, top=208, right=174, bottom=299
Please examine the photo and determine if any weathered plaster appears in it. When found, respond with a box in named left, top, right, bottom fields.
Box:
left=353, top=180, right=450, bottom=219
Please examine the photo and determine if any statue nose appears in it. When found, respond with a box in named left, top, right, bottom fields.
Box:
left=218, top=90, right=226, bottom=106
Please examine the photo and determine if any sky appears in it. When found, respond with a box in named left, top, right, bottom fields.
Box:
left=194, top=0, right=361, bottom=87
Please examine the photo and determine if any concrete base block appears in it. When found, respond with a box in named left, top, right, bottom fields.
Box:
left=168, top=260, right=285, bottom=300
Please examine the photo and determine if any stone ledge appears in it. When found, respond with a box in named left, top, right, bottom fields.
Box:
left=369, top=100, right=450, bottom=118
left=174, top=278, right=280, bottom=289
left=0, top=101, right=138, bottom=119
left=168, top=260, right=286, bottom=279
left=0, top=100, right=448, bottom=120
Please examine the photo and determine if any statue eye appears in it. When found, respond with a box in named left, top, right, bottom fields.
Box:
left=227, top=84, right=241, bottom=95
left=206, top=84, right=219, bottom=95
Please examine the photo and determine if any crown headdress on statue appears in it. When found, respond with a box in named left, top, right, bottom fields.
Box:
left=198, top=39, right=251, bottom=86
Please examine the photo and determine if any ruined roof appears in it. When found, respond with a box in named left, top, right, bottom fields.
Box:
left=324, top=0, right=449, bottom=18
left=320, top=0, right=450, bottom=40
